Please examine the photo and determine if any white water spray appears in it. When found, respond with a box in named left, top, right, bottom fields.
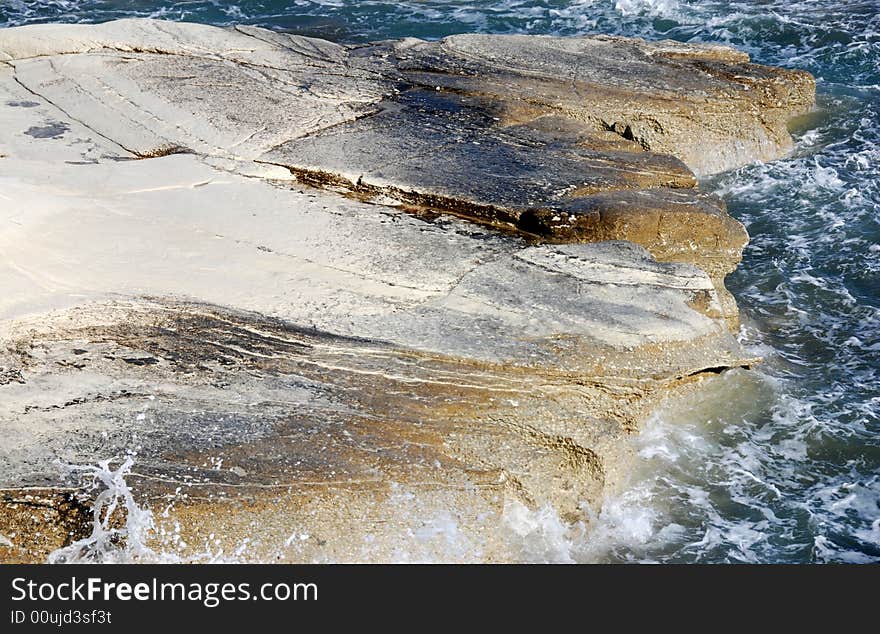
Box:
left=47, top=457, right=158, bottom=564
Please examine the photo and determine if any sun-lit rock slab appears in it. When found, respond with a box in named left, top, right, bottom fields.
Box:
left=0, top=19, right=810, bottom=562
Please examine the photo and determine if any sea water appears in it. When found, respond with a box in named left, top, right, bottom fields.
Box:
left=3, top=0, right=877, bottom=564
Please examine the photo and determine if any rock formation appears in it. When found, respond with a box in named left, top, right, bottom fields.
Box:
left=0, top=19, right=813, bottom=562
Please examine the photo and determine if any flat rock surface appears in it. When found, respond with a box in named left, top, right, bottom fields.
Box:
left=388, top=33, right=815, bottom=175
left=0, top=19, right=810, bottom=562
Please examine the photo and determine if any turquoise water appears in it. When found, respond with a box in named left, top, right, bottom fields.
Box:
left=3, top=1, right=878, bottom=563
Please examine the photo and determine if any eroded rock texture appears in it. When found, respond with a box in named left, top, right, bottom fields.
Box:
left=0, top=19, right=811, bottom=562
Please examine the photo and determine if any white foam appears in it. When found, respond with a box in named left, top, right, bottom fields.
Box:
left=502, top=500, right=587, bottom=563
left=613, top=0, right=681, bottom=19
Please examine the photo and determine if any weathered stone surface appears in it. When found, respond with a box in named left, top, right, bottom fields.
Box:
left=0, top=19, right=809, bottom=562
left=0, top=299, right=743, bottom=562
left=0, top=20, right=389, bottom=159
left=386, top=33, right=816, bottom=176
left=0, top=18, right=814, bottom=306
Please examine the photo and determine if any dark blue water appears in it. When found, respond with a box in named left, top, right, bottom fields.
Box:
left=3, top=0, right=877, bottom=563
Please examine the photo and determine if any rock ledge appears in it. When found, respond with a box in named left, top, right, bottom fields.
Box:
left=0, top=19, right=811, bottom=562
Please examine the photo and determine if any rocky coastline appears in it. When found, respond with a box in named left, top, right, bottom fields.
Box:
left=0, top=19, right=813, bottom=562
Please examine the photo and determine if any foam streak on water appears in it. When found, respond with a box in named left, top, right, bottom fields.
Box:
left=6, top=1, right=878, bottom=563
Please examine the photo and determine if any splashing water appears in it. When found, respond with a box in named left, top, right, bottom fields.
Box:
left=46, top=457, right=261, bottom=564
left=48, top=457, right=158, bottom=564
